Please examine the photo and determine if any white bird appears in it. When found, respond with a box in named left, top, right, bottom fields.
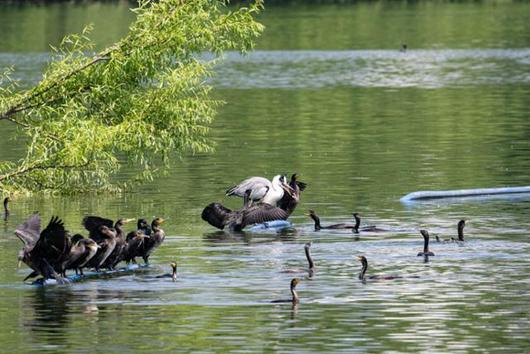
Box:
left=226, top=175, right=294, bottom=207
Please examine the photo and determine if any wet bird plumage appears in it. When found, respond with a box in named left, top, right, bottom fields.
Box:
left=417, top=230, right=435, bottom=256
left=102, top=218, right=134, bottom=269
left=352, top=213, right=385, bottom=233
left=271, top=278, right=300, bottom=304
left=138, top=218, right=166, bottom=265
left=307, top=210, right=356, bottom=231
left=63, top=234, right=99, bottom=275
left=156, top=262, right=177, bottom=281
left=85, top=225, right=117, bottom=272
left=282, top=242, right=315, bottom=277
left=15, top=214, right=71, bottom=283
left=357, top=256, right=405, bottom=281
left=3, top=197, right=9, bottom=219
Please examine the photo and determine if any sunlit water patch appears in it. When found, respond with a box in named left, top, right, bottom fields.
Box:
left=212, top=49, right=530, bottom=89
left=2, top=49, right=530, bottom=89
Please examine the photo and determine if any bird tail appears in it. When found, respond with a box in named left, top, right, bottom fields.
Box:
left=201, top=203, right=233, bottom=230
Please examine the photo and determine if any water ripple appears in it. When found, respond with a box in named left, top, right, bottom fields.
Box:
left=212, top=49, right=530, bottom=89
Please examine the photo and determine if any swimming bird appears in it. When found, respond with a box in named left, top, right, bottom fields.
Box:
left=417, top=230, right=435, bottom=256
left=435, top=220, right=467, bottom=242
left=307, top=210, right=356, bottom=231
left=226, top=175, right=295, bottom=207
left=454, top=220, right=466, bottom=241
left=138, top=217, right=166, bottom=265
left=15, top=214, right=71, bottom=283
left=62, top=234, right=99, bottom=276
left=282, top=242, right=315, bottom=277
left=3, top=197, right=9, bottom=219
left=352, top=213, right=385, bottom=233
left=156, top=262, right=177, bottom=281
left=271, top=278, right=301, bottom=304
left=357, top=256, right=403, bottom=281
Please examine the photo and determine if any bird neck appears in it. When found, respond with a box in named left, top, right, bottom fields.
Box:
left=114, top=222, right=125, bottom=238
left=290, top=286, right=299, bottom=303
left=172, top=266, right=177, bottom=280
left=353, top=215, right=360, bottom=230
left=458, top=223, right=465, bottom=241
left=3, top=198, right=8, bottom=216
left=423, top=235, right=430, bottom=253
left=312, top=216, right=321, bottom=231
left=305, top=247, right=315, bottom=270
left=359, top=261, right=367, bottom=280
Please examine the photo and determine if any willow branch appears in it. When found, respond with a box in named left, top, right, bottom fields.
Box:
left=0, top=161, right=92, bottom=182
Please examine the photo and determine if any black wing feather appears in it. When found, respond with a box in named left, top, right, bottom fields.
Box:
left=83, top=215, right=114, bottom=239
left=40, top=216, right=69, bottom=258
left=201, top=203, right=233, bottom=230
left=242, top=204, right=289, bottom=225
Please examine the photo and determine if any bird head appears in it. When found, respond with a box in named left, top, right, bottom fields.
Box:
left=290, top=278, right=300, bottom=289
left=117, top=218, right=135, bottom=226
left=278, top=175, right=295, bottom=196
left=152, top=217, right=165, bottom=227
left=137, top=218, right=149, bottom=229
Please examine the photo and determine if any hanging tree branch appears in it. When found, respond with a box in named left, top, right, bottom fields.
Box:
left=0, top=0, right=264, bottom=194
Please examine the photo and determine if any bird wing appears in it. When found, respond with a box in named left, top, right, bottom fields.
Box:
left=14, top=213, right=41, bottom=247
left=226, top=177, right=271, bottom=197
left=201, top=203, right=233, bottom=230
left=82, top=215, right=114, bottom=239
left=39, top=216, right=69, bottom=257
left=241, top=204, right=289, bottom=225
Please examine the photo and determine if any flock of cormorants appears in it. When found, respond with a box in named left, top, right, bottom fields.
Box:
left=7, top=195, right=166, bottom=284
left=4, top=172, right=466, bottom=304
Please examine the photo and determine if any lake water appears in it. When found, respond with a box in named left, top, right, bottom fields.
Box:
left=1, top=1, right=530, bottom=352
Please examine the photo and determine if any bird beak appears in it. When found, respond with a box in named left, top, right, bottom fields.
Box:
left=17, top=260, right=22, bottom=268
left=159, top=218, right=166, bottom=224
left=356, top=256, right=362, bottom=260
left=282, top=181, right=296, bottom=196
left=124, top=218, right=135, bottom=224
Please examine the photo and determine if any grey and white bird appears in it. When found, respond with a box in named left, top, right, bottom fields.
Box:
left=226, top=175, right=294, bottom=207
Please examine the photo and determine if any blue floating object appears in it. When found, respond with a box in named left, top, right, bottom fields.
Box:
left=248, top=220, right=292, bottom=232
left=30, top=263, right=149, bottom=287
left=400, top=186, right=530, bottom=203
